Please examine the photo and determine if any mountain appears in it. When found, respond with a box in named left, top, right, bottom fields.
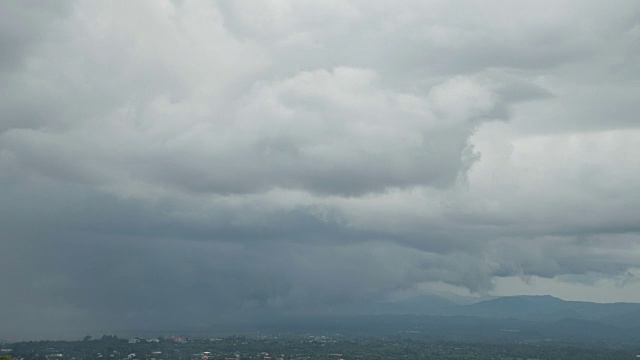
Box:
left=453, top=295, right=569, bottom=320
left=334, top=291, right=499, bottom=316
left=421, top=290, right=497, bottom=305
left=344, top=294, right=640, bottom=340
left=198, top=312, right=640, bottom=344
left=323, top=294, right=640, bottom=329
left=600, top=309, right=640, bottom=329
left=450, top=295, right=640, bottom=324
left=170, top=294, right=640, bottom=344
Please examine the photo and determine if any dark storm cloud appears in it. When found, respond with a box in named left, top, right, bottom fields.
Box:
left=1, top=0, right=640, bottom=339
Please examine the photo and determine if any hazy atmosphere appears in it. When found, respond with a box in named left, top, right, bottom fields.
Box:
left=1, top=0, right=639, bottom=339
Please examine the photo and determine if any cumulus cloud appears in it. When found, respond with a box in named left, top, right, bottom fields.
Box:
left=1, top=0, right=639, bottom=339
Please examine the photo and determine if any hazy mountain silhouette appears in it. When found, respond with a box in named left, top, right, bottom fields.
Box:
left=449, top=295, right=640, bottom=323
left=128, top=294, right=640, bottom=344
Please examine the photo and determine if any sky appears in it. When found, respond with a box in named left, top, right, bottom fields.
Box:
left=1, top=0, right=639, bottom=340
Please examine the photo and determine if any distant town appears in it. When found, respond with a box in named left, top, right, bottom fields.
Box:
left=2, top=333, right=640, bottom=360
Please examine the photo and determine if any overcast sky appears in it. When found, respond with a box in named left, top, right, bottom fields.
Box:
left=1, top=0, right=640, bottom=340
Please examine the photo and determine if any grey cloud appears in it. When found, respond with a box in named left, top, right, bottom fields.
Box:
left=487, top=234, right=640, bottom=281
left=1, top=0, right=640, bottom=339
left=0, top=2, right=70, bottom=70
left=3, top=67, right=501, bottom=196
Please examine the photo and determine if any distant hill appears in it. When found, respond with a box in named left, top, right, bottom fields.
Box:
left=599, top=309, right=640, bottom=329
left=264, top=295, right=640, bottom=343
left=449, top=295, right=640, bottom=324
left=206, top=312, right=640, bottom=344
left=342, top=293, right=640, bottom=326
left=335, top=291, right=496, bottom=316
left=178, top=294, right=640, bottom=344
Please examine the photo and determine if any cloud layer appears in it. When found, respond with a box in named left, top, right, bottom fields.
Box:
left=1, top=0, right=639, bottom=339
